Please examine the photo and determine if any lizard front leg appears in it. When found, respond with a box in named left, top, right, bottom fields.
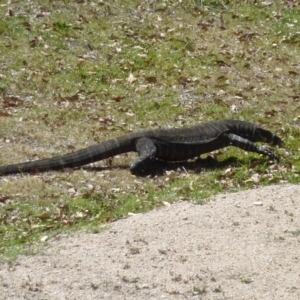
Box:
left=130, top=138, right=157, bottom=174
left=225, top=133, right=279, bottom=160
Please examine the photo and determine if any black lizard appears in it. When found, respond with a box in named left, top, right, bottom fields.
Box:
left=0, top=119, right=282, bottom=176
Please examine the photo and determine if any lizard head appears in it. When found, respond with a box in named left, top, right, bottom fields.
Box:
left=256, top=128, right=283, bottom=147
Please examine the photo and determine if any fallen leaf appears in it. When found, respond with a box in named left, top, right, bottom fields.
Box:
left=112, top=96, right=125, bottom=102
left=127, top=73, right=137, bottom=83
left=0, top=195, right=10, bottom=204
left=1, top=94, right=24, bottom=108
left=0, top=110, right=11, bottom=116
left=59, top=94, right=79, bottom=102
left=145, top=76, right=157, bottom=83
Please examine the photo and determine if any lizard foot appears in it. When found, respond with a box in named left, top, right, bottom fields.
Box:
left=259, top=147, right=279, bottom=161
left=130, top=157, right=152, bottom=175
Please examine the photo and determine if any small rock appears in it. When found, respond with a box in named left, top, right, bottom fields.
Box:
left=40, top=235, right=48, bottom=242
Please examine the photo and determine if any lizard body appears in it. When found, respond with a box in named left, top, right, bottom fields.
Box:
left=0, top=119, right=282, bottom=175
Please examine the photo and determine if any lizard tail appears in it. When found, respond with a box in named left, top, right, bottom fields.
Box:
left=0, top=136, right=136, bottom=176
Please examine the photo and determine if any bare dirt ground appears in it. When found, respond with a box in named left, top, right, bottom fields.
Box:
left=0, top=184, right=299, bottom=300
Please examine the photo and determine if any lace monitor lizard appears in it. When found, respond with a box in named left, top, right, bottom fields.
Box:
left=0, top=119, right=282, bottom=175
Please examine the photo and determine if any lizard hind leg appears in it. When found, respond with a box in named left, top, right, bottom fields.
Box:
left=130, top=137, right=157, bottom=174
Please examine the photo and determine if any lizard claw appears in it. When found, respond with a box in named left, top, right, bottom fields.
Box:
left=260, top=147, right=279, bottom=161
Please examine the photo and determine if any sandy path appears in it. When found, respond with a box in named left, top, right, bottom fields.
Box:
left=0, top=184, right=299, bottom=300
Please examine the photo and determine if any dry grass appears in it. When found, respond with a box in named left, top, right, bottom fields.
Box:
left=0, top=0, right=300, bottom=261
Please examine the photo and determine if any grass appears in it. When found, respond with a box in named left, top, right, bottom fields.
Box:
left=0, top=0, right=300, bottom=261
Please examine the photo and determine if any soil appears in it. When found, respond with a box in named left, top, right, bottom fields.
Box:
left=0, top=184, right=299, bottom=300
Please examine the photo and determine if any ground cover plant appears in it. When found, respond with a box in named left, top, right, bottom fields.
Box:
left=0, top=0, right=299, bottom=261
